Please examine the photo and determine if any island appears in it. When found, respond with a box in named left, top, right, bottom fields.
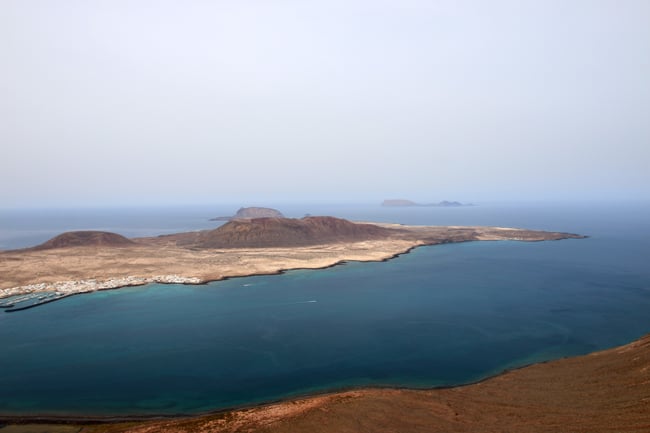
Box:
left=210, top=206, right=285, bottom=221
left=0, top=216, right=583, bottom=311
left=382, top=199, right=473, bottom=207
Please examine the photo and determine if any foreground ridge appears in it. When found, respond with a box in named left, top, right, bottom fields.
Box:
left=6, top=333, right=649, bottom=432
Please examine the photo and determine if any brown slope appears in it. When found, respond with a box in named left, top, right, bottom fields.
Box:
left=82, top=333, right=650, bottom=433
left=197, top=216, right=401, bottom=248
left=33, top=231, right=135, bottom=250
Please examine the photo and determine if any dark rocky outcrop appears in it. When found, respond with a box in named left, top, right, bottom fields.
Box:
left=211, top=207, right=285, bottom=221
left=33, top=231, right=135, bottom=250
left=198, top=216, right=400, bottom=248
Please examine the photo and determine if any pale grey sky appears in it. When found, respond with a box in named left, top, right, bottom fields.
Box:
left=1, top=0, right=649, bottom=207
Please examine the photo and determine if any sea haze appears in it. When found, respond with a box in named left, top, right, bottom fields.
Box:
left=0, top=202, right=649, bottom=417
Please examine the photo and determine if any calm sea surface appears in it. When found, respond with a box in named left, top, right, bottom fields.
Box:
left=1, top=202, right=649, bottom=416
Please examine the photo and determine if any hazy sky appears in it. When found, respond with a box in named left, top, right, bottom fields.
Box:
left=2, top=0, right=649, bottom=207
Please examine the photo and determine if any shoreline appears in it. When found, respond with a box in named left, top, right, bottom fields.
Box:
left=0, top=331, right=647, bottom=426
left=1, top=225, right=584, bottom=305
left=0, top=242, right=426, bottom=307
left=0, top=237, right=571, bottom=311
left=0, top=224, right=595, bottom=429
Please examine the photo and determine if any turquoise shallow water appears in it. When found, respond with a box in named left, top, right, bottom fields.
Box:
left=1, top=203, right=649, bottom=417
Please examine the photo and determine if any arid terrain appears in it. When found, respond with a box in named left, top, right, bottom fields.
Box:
left=0, top=217, right=582, bottom=296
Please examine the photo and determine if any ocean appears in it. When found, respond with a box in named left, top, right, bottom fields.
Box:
left=1, top=201, right=649, bottom=417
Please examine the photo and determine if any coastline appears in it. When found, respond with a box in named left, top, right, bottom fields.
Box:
left=1, top=224, right=584, bottom=304
left=0, top=223, right=602, bottom=431
left=0, top=243, right=424, bottom=306
left=1, top=332, right=648, bottom=431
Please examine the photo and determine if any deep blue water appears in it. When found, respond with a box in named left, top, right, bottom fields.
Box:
left=0, top=202, right=649, bottom=417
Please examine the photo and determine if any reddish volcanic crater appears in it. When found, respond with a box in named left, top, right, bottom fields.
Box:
left=197, top=216, right=402, bottom=248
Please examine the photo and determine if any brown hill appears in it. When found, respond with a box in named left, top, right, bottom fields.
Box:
left=197, top=216, right=400, bottom=248
left=34, top=231, right=135, bottom=250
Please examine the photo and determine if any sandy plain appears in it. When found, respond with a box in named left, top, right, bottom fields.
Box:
left=0, top=224, right=580, bottom=298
